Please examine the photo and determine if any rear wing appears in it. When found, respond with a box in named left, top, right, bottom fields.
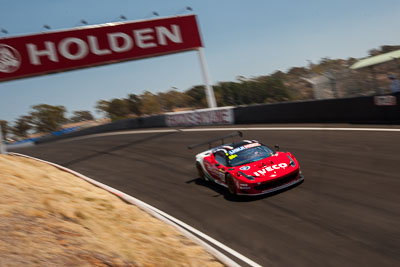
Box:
left=187, top=131, right=243, bottom=150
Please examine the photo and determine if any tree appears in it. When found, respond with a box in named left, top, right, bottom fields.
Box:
left=253, top=76, right=292, bottom=103
left=368, top=48, right=380, bottom=57
left=108, top=99, right=130, bottom=120
left=369, top=45, right=400, bottom=56
left=287, top=67, right=309, bottom=77
left=12, top=116, right=32, bottom=138
left=95, top=100, right=110, bottom=116
left=70, top=111, right=94, bottom=123
left=126, top=94, right=143, bottom=116
left=380, top=45, right=400, bottom=53
left=185, top=85, right=207, bottom=108
left=95, top=99, right=130, bottom=121
left=0, top=120, right=8, bottom=139
left=140, top=91, right=162, bottom=115
left=29, top=104, right=67, bottom=133
left=157, top=90, right=193, bottom=111
left=214, top=82, right=240, bottom=106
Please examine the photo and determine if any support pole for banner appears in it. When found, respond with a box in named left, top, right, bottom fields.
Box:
left=197, top=47, right=217, bottom=108
left=0, top=124, right=6, bottom=154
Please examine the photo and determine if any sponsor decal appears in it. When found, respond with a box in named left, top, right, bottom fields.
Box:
left=204, top=160, right=225, bottom=181
left=228, top=154, right=237, bottom=160
left=0, top=15, right=202, bottom=82
left=228, top=143, right=261, bottom=155
left=204, top=161, right=213, bottom=173
left=239, top=182, right=250, bottom=189
left=374, top=96, right=397, bottom=106
left=220, top=172, right=226, bottom=182
left=166, top=107, right=234, bottom=127
left=253, top=163, right=288, bottom=176
left=0, top=44, right=21, bottom=73
left=239, top=166, right=250, bottom=171
left=244, top=143, right=261, bottom=149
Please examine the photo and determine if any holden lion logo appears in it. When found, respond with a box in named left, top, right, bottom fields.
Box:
left=0, top=44, right=21, bottom=73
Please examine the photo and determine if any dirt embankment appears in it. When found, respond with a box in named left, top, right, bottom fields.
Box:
left=0, top=155, right=223, bottom=267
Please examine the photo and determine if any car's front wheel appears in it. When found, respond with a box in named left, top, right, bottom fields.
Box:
left=226, top=174, right=237, bottom=196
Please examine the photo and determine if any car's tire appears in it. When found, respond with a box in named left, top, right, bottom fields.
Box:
left=226, top=174, right=237, bottom=196
left=196, top=162, right=207, bottom=181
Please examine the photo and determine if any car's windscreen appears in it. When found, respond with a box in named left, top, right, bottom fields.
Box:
left=228, top=145, right=274, bottom=167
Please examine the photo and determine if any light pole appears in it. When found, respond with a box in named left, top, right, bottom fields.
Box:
left=197, top=48, right=217, bottom=108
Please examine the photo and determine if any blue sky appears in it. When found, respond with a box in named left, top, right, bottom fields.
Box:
left=0, top=0, right=399, bottom=122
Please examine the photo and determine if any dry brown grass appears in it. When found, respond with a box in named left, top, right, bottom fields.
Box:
left=0, top=154, right=224, bottom=267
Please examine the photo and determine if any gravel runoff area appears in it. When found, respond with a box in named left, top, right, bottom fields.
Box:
left=0, top=154, right=224, bottom=267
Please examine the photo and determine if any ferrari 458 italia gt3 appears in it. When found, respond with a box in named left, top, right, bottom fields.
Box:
left=190, top=131, right=304, bottom=196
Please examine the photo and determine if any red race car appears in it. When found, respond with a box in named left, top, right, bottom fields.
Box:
left=190, top=132, right=304, bottom=196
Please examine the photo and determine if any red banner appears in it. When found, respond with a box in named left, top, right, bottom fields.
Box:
left=0, top=15, right=202, bottom=82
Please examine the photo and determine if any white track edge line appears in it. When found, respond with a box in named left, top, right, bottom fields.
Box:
left=47, top=126, right=400, bottom=144
left=180, top=127, right=400, bottom=132
left=8, top=152, right=261, bottom=267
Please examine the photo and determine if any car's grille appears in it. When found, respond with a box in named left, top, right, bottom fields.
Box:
left=254, top=171, right=299, bottom=191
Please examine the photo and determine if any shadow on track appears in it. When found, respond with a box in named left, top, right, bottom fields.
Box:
left=62, top=131, right=178, bottom=167
left=186, top=177, right=304, bottom=202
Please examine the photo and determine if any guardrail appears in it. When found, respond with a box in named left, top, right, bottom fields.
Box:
left=34, top=93, right=400, bottom=144
left=234, top=93, right=400, bottom=124
left=35, top=115, right=166, bottom=144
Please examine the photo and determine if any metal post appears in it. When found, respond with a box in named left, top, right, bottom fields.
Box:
left=197, top=47, right=217, bottom=108
left=0, top=124, right=6, bottom=154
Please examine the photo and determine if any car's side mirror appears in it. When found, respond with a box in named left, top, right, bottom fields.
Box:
left=274, top=144, right=280, bottom=151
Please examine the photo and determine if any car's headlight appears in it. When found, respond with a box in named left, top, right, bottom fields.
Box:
left=238, top=171, right=255, bottom=181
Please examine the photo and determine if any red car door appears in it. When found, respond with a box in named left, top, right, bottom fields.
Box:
left=209, top=150, right=228, bottom=183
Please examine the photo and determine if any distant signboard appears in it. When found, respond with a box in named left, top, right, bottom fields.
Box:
left=166, top=107, right=234, bottom=127
left=374, top=95, right=397, bottom=106
left=0, top=15, right=202, bottom=82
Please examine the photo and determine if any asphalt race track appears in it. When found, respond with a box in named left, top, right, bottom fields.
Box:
left=11, top=125, right=400, bottom=267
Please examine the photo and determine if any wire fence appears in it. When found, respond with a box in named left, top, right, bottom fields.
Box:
left=310, top=60, right=400, bottom=99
